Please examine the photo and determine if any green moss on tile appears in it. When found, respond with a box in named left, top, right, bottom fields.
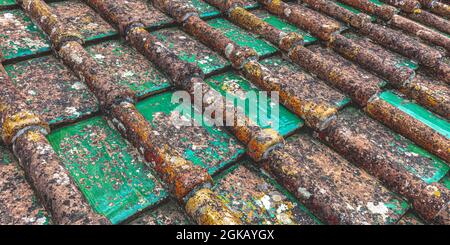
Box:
left=136, top=91, right=245, bottom=175
left=205, top=71, right=304, bottom=136
left=47, top=116, right=167, bottom=224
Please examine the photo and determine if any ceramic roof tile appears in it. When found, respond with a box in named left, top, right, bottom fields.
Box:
left=85, top=40, right=171, bottom=98
left=0, top=9, right=50, bottom=60
left=213, top=161, right=320, bottom=224
left=0, top=144, right=50, bottom=225
left=49, top=0, right=116, bottom=42
left=4, top=55, right=99, bottom=125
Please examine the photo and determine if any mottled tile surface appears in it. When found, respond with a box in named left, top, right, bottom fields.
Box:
left=205, top=71, right=304, bottom=136
left=131, top=201, right=191, bottom=225
left=268, top=132, right=410, bottom=224
left=0, top=144, right=50, bottom=225
left=378, top=91, right=450, bottom=140
left=137, top=91, right=245, bottom=175
left=214, top=162, right=320, bottom=224
left=260, top=56, right=350, bottom=109
left=4, top=55, right=99, bottom=125
left=107, top=0, right=173, bottom=28
left=397, top=212, right=424, bottom=225
left=193, top=0, right=259, bottom=18
left=334, top=106, right=449, bottom=184
left=47, top=116, right=167, bottom=224
left=153, top=27, right=229, bottom=74
left=86, top=40, right=170, bottom=98
left=343, top=31, right=418, bottom=70
left=252, top=9, right=317, bottom=44
left=207, top=18, right=277, bottom=57
left=0, top=9, right=50, bottom=60
left=50, top=0, right=116, bottom=42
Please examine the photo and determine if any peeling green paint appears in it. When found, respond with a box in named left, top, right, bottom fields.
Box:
left=47, top=116, right=167, bottom=224
left=0, top=10, right=51, bottom=60
left=205, top=71, right=304, bottom=136
left=379, top=91, right=450, bottom=139
left=153, top=28, right=230, bottom=74
left=253, top=10, right=317, bottom=44
left=207, top=18, right=277, bottom=56
left=136, top=91, right=245, bottom=175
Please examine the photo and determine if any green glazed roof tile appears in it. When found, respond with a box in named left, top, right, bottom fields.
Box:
left=86, top=40, right=171, bottom=98
left=152, top=27, right=230, bottom=75
left=136, top=91, right=246, bottom=175
left=379, top=91, right=450, bottom=139
left=0, top=0, right=15, bottom=8
left=0, top=9, right=51, bottom=60
left=47, top=116, right=167, bottom=224
left=252, top=9, right=317, bottom=44
left=441, top=174, right=450, bottom=190
left=205, top=71, right=304, bottom=137
left=4, top=55, right=99, bottom=126
left=207, top=18, right=278, bottom=57
left=49, top=0, right=116, bottom=42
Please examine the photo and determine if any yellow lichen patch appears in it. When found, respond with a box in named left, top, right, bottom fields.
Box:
left=2, top=110, right=49, bottom=145
left=247, top=128, right=284, bottom=162
left=279, top=32, right=303, bottom=51
left=185, top=188, right=243, bottom=225
left=25, top=130, right=44, bottom=143
left=230, top=7, right=267, bottom=32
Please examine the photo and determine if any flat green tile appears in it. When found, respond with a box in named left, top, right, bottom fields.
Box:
left=0, top=0, right=15, bottom=7
left=136, top=91, right=245, bottom=175
left=192, top=0, right=221, bottom=18
left=213, top=161, right=320, bottom=224
left=0, top=144, right=14, bottom=165
left=153, top=27, right=229, bottom=74
left=252, top=9, right=317, bottom=44
left=86, top=40, right=171, bottom=98
left=205, top=71, right=304, bottom=136
left=49, top=0, right=116, bottom=42
left=47, top=117, right=167, bottom=224
left=0, top=9, right=51, bottom=60
left=340, top=106, right=449, bottom=184
left=440, top=174, right=450, bottom=190
left=4, top=55, right=99, bottom=126
left=207, top=18, right=278, bottom=56
left=380, top=91, right=450, bottom=139
left=334, top=2, right=377, bottom=21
